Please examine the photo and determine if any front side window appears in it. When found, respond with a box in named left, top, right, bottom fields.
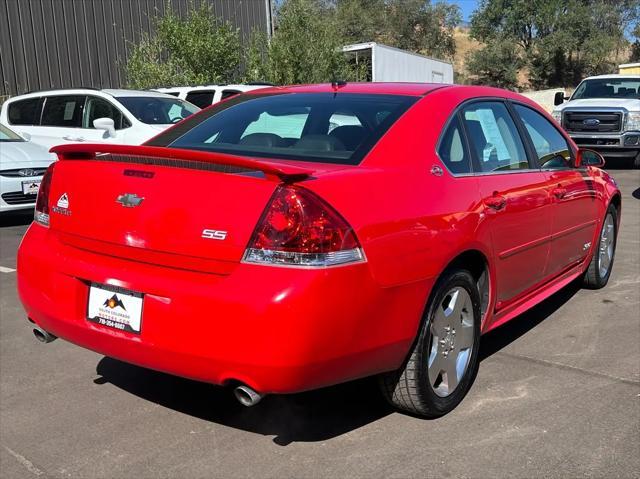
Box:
left=514, top=104, right=572, bottom=169
left=41, top=95, right=86, bottom=127
left=117, top=97, right=199, bottom=125
left=83, top=97, right=130, bottom=130
left=461, top=102, right=529, bottom=173
left=160, top=93, right=417, bottom=165
left=186, top=91, right=216, bottom=108
left=0, top=124, right=25, bottom=142
left=7, top=97, right=42, bottom=125
left=438, top=115, right=471, bottom=174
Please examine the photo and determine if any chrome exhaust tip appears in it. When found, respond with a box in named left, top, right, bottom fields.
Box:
left=33, top=326, right=57, bottom=343
left=233, top=384, right=263, bottom=407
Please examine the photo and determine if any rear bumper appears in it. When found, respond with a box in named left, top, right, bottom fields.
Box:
left=18, top=225, right=428, bottom=393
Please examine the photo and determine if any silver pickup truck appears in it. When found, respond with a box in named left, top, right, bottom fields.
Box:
left=552, top=74, right=640, bottom=168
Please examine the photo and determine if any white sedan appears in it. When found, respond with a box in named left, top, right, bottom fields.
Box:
left=0, top=124, right=55, bottom=212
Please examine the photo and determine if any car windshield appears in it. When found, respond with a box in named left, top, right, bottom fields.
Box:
left=0, top=123, right=25, bottom=142
left=117, top=97, right=200, bottom=125
left=160, top=93, right=418, bottom=165
left=571, top=78, right=640, bottom=100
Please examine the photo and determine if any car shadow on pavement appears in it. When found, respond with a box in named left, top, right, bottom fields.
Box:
left=95, top=357, right=391, bottom=445
left=94, top=280, right=582, bottom=445
left=0, top=210, right=33, bottom=227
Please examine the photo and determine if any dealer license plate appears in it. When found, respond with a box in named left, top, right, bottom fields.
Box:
left=22, top=181, right=41, bottom=195
left=87, top=283, right=144, bottom=334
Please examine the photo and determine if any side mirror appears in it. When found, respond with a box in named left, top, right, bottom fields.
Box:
left=576, top=148, right=605, bottom=168
left=554, top=91, right=568, bottom=106
left=93, top=117, right=116, bottom=137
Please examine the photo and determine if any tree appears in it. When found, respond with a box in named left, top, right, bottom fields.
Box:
left=333, top=0, right=460, bottom=60
left=126, top=3, right=242, bottom=89
left=245, top=0, right=352, bottom=84
left=466, top=41, right=522, bottom=89
left=468, top=0, right=639, bottom=89
left=630, top=24, right=640, bottom=63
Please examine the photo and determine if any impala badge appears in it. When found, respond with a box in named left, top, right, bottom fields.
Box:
left=116, top=193, right=144, bottom=208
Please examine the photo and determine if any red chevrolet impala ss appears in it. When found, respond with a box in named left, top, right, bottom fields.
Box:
left=17, top=83, right=621, bottom=417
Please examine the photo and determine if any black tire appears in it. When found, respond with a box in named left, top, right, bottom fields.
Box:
left=634, top=152, right=640, bottom=169
left=380, top=269, right=481, bottom=418
left=583, top=204, right=618, bottom=289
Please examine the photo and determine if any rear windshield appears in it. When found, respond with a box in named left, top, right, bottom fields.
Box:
left=159, top=93, right=417, bottom=165
left=117, top=97, right=200, bottom=125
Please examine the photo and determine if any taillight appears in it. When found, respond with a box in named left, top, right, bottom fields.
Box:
left=34, top=163, right=55, bottom=227
left=243, top=184, right=364, bottom=267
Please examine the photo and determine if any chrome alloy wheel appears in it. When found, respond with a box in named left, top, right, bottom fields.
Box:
left=598, top=213, right=615, bottom=278
left=428, top=287, right=475, bottom=397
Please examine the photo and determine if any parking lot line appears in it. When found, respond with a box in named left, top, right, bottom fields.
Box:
left=0, top=266, right=16, bottom=273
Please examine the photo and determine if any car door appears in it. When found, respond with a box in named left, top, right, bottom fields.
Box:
left=512, top=103, right=599, bottom=275
left=31, top=95, right=87, bottom=148
left=80, top=96, right=132, bottom=144
left=461, top=101, right=553, bottom=307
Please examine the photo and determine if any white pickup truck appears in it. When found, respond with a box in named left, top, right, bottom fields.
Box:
left=552, top=74, right=640, bottom=168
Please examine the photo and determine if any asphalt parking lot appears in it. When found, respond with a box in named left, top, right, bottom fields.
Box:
left=0, top=169, right=638, bottom=479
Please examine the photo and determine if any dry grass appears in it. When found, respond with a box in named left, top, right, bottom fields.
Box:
left=453, top=26, right=482, bottom=81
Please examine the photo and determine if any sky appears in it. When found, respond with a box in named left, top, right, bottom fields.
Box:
left=441, top=0, right=480, bottom=24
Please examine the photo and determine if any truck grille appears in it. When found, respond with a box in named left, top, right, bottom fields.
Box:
left=1, top=191, right=37, bottom=205
left=563, top=111, right=622, bottom=133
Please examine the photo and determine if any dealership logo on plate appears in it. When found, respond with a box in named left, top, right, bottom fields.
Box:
left=57, top=193, right=69, bottom=209
left=103, top=294, right=126, bottom=311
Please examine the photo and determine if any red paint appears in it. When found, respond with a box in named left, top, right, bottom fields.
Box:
left=17, top=84, right=620, bottom=394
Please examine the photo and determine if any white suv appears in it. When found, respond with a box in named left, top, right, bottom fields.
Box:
left=152, top=84, right=272, bottom=109
left=0, top=89, right=200, bottom=149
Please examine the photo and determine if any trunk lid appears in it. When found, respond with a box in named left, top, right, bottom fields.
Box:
left=47, top=144, right=314, bottom=270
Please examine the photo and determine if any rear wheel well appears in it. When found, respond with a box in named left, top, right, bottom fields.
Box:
left=444, top=250, right=490, bottom=321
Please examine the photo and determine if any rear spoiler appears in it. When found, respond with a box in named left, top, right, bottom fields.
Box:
left=50, top=143, right=314, bottom=182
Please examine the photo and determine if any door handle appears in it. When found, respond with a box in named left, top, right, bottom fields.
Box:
left=484, top=193, right=507, bottom=211
left=62, top=135, right=74, bottom=140
left=551, top=185, right=567, bottom=199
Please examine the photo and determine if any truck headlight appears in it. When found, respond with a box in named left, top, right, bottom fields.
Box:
left=624, top=112, right=640, bottom=132
left=551, top=111, right=562, bottom=124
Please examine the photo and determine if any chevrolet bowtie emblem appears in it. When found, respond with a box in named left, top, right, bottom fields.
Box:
left=116, top=193, right=144, bottom=208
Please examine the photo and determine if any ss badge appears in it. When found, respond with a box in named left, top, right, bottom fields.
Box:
left=202, top=229, right=228, bottom=241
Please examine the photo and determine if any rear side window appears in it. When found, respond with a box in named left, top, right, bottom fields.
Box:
left=7, top=98, right=42, bottom=125
left=438, top=115, right=471, bottom=174
left=186, top=91, right=216, bottom=108
left=83, top=97, right=130, bottom=130
left=221, top=90, right=241, bottom=100
left=41, top=95, right=86, bottom=127
left=161, top=93, right=418, bottom=165
left=513, top=104, right=572, bottom=169
left=461, top=102, right=529, bottom=172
